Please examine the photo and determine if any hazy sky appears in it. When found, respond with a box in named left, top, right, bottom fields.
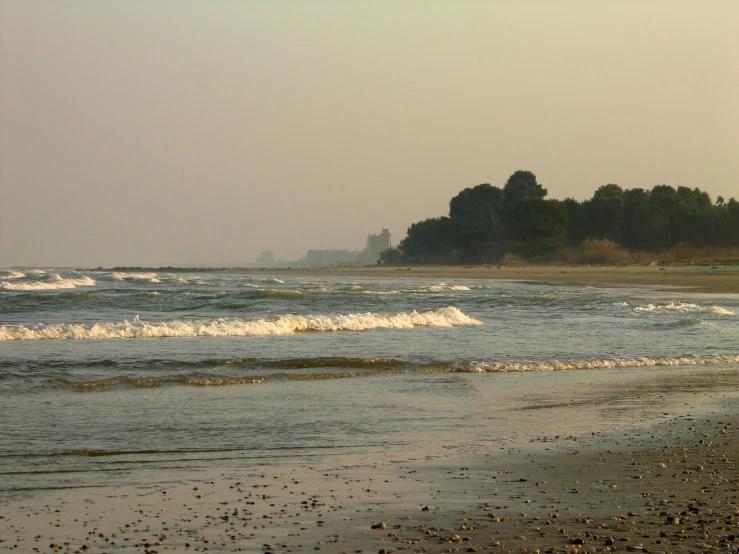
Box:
left=2, top=1, right=737, bottom=267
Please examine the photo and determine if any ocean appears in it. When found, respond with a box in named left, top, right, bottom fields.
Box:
left=1, top=268, right=738, bottom=501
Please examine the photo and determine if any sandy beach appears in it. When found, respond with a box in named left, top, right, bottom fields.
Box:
left=266, top=265, right=739, bottom=295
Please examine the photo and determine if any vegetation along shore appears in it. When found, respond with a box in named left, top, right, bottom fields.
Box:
left=381, top=170, right=739, bottom=266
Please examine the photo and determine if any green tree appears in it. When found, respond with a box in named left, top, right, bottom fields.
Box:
left=671, top=186, right=715, bottom=245
left=582, top=184, right=626, bottom=243
left=398, top=217, right=491, bottom=264
left=621, top=188, right=653, bottom=250
left=724, top=198, right=739, bottom=246
left=503, top=170, right=547, bottom=213
left=396, top=171, right=739, bottom=264
left=379, top=248, right=403, bottom=265
left=563, top=198, right=588, bottom=244
left=511, top=198, right=568, bottom=255
left=644, top=185, right=680, bottom=249
left=449, top=184, right=505, bottom=238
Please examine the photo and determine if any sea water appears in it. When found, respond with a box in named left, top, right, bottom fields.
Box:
left=1, top=268, right=738, bottom=499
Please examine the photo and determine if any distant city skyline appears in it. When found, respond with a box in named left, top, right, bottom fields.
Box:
left=2, top=2, right=737, bottom=267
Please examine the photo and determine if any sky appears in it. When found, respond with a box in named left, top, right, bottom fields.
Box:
left=1, top=1, right=737, bottom=267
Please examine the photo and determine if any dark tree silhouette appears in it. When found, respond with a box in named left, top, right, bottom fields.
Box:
left=379, top=248, right=403, bottom=265
left=396, top=170, right=739, bottom=263
left=449, top=184, right=505, bottom=238
left=503, top=170, right=547, bottom=213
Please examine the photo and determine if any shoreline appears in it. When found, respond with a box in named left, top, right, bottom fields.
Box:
left=4, top=385, right=739, bottom=553
left=268, top=265, right=739, bottom=295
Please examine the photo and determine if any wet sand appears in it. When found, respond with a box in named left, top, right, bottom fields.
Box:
left=272, top=265, right=739, bottom=294
left=3, top=387, right=739, bottom=553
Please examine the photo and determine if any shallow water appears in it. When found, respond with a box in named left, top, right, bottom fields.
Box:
left=1, top=268, right=738, bottom=499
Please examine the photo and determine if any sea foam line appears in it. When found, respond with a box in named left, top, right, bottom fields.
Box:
left=0, top=306, right=481, bottom=341
left=465, top=354, right=739, bottom=373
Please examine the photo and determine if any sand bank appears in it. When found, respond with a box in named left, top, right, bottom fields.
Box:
left=3, top=385, right=739, bottom=553
left=270, top=265, right=739, bottom=294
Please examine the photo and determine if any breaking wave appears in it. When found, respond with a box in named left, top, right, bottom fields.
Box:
left=360, top=284, right=472, bottom=295
left=635, top=301, right=734, bottom=315
left=464, top=354, right=739, bottom=373
left=427, top=283, right=471, bottom=292
left=249, top=289, right=306, bottom=299
left=241, top=277, right=286, bottom=285
left=236, top=286, right=328, bottom=299
left=23, top=354, right=739, bottom=393
left=105, top=272, right=161, bottom=283
left=0, top=275, right=96, bottom=291
left=0, top=306, right=482, bottom=341
left=0, top=270, right=25, bottom=279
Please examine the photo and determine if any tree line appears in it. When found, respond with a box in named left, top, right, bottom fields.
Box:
left=388, top=170, right=739, bottom=264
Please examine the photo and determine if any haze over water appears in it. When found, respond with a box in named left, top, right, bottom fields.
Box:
left=2, top=268, right=738, bottom=500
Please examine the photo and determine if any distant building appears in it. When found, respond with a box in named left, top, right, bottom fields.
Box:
left=299, top=228, right=392, bottom=267
left=364, top=229, right=391, bottom=263
left=256, top=251, right=275, bottom=267
left=305, top=249, right=360, bottom=268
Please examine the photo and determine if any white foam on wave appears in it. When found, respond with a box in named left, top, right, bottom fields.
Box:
left=708, top=306, right=735, bottom=315
left=362, top=290, right=401, bottom=295
left=0, top=275, right=96, bottom=291
left=0, top=306, right=482, bottom=341
left=427, top=283, right=471, bottom=292
left=1, top=270, right=25, bottom=279
left=161, top=275, right=201, bottom=284
left=360, top=284, right=471, bottom=295
left=160, top=274, right=208, bottom=285
left=303, top=284, right=328, bottom=292
left=107, top=272, right=161, bottom=283
left=635, top=301, right=734, bottom=315
left=469, top=355, right=739, bottom=373
left=264, top=277, right=285, bottom=284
